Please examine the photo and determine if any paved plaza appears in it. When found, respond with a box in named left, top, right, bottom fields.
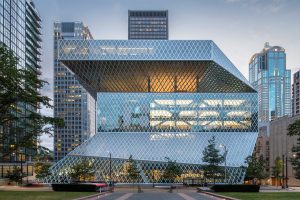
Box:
left=83, top=190, right=222, bottom=200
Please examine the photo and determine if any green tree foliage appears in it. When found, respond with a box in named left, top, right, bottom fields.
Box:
left=0, top=43, right=63, bottom=158
left=244, top=155, right=268, bottom=182
left=126, top=155, right=140, bottom=183
left=162, top=157, right=182, bottom=183
left=69, top=158, right=95, bottom=182
left=272, top=157, right=283, bottom=180
left=34, top=162, right=52, bottom=179
left=202, top=136, right=224, bottom=184
left=6, top=166, right=26, bottom=184
left=287, top=119, right=300, bottom=179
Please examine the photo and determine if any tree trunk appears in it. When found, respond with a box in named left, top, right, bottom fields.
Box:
left=213, top=173, right=216, bottom=185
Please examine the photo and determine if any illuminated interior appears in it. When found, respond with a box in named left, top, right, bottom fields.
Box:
left=97, top=93, right=257, bottom=132
left=62, top=60, right=256, bottom=94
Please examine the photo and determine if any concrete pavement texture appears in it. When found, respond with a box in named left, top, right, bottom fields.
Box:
left=81, top=191, right=223, bottom=200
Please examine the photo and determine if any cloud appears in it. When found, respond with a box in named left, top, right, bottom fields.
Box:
left=223, top=0, right=287, bottom=13
left=39, top=134, right=54, bottom=151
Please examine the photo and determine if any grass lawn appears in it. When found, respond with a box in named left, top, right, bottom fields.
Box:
left=218, top=192, right=300, bottom=200
left=0, top=191, right=97, bottom=200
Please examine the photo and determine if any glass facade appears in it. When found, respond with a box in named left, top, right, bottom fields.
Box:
left=53, top=22, right=96, bottom=161
left=97, top=93, right=257, bottom=133
left=249, top=43, right=291, bottom=123
left=45, top=40, right=258, bottom=184
left=0, top=0, right=40, bottom=162
left=128, top=10, right=168, bottom=40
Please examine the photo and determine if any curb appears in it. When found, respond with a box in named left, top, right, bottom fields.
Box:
left=199, top=191, right=239, bottom=200
left=73, top=191, right=109, bottom=200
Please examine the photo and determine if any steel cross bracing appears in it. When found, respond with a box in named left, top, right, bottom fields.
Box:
left=46, top=40, right=258, bottom=184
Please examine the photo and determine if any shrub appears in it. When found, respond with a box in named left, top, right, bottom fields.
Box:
left=52, top=183, right=104, bottom=192
left=211, top=184, right=260, bottom=192
left=6, top=166, right=26, bottom=184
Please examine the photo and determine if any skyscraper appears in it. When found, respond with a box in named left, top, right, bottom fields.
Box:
left=128, top=10, right=168, bottom=40
left=292, top=70, right=300, bottom=116
left=0, top=0, right=41, bottom=163
left=53, top=22, right=96, bottom=161
left=249, top=42, right=291, bottom=123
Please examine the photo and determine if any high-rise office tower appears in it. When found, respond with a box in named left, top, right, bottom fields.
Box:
left=128, top=10, right=168, bottom=40
left=0, top=0, right=41, bottom=163
left=249, top=42, right=291, bottom=123
left=53, top=22, right=96, bottom=161
left=292, top=70, right=300, bottom=116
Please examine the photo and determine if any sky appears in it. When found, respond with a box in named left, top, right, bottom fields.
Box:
left=34, top=0, right=300, bottom=150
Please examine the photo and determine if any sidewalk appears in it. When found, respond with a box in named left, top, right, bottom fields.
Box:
left=260, top=185, right=300, bottom=192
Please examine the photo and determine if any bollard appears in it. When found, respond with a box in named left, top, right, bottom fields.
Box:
left=138, top=185, right=143, bottom=193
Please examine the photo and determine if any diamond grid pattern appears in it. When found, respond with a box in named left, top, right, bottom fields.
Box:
left=45, top=40, right=258, bottom=184
left=45, top=93, right=257, bottom=184
left=58, top=40, right=252, bottom=90
left=45, top=155, right=248, bottom=184
left=97, top=93, right=258, bottom=133
left=62, top=61, right=254, bottom=94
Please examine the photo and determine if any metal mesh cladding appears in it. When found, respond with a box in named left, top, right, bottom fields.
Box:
left=46, top=40, right=258, bottom=184
left=45, top=155, right=248, bottom=184
left=45, top=92, right=258, bottom=184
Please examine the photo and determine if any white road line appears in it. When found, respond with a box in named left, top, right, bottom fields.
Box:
left=200, top=193, right=225, bottom=200
left=178, top=193, right=196, bottom=200
left=84, top=192, right=112, bottom=200
left=115, top=193, right=134, bottom=200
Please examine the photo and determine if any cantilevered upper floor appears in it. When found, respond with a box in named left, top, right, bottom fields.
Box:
left=57, top=40, right=256, bottom=95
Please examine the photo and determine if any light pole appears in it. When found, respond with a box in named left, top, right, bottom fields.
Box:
left=282, top=154, right=285, bottom=189
left=107, top=151, right=112, bottom=185
left=286, top=155, right=288, bottom=188
left=19, top=149, right=23, bottom=185
left=284, top=153, right=296, bottom=189
left=219, top=144, right=228, bottom=184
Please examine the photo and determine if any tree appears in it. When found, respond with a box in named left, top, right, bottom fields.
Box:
left=202, top=136, right=224, bottom=184
left=287, top=119, right=300, bottom=179
left=272, top=156, right=283, bottom=188
left=0, top=43, right=64, bottom=159
left=162, top=157, right=182, bottom=183
left=69, top=159, right=95, bottom=182
left=34, top=162, right=52, bottom=180
left=125, top=155, right=140, bottom=184
left=6, top=166, right=26, bottom=184
left=244, top=155, right=268, bottom=183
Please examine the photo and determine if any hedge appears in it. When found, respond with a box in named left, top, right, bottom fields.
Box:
left=210, top=184, right=260, bottom=192
left=52, top=183, right=105, bottom=192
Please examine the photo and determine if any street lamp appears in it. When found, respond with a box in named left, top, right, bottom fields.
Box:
left=219, top=144, right=228, bottom=184
left=283, top=152, right=297, bottom=189
left=19, top=149, right=23, bottom=185
left=107, top=151, right=112, bottom=184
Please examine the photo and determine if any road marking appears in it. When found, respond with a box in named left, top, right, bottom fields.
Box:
left=91, top=193, right=112, bottom=199
left=199, top=193, right=225, bottom=200
left=178, top=193, right=196, bottom=200
left=115, top=193, right=134, bottom=200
